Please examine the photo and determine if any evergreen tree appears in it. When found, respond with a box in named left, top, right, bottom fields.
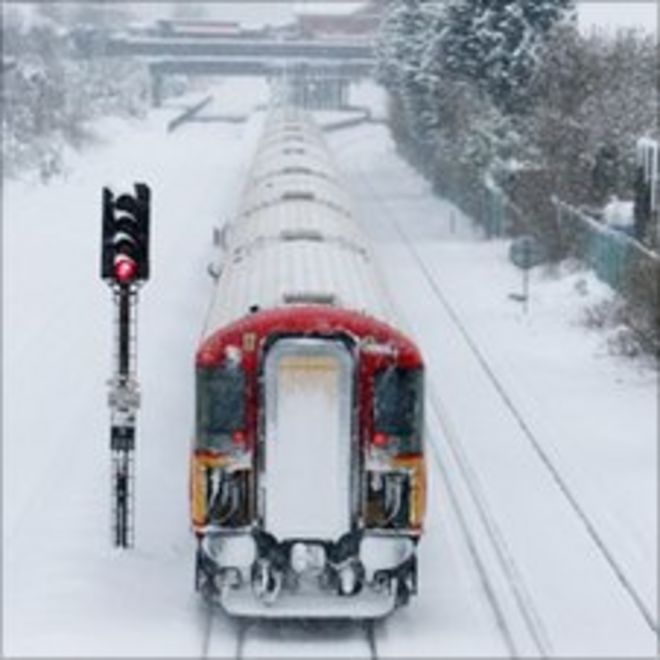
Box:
left=440, top=0, right=575, bottom=113
left=376, top=0, right=440, bottom=145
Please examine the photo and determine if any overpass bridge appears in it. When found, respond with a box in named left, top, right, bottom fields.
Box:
left=103, top=36, right=374, bottom=62
left=77, top=31, right=377, bottom=108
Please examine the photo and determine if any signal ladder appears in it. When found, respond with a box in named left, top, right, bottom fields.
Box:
left=108, top=284, right=140, bottom=548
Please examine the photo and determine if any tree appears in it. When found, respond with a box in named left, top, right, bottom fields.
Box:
left=439, top=0, right=575, bottom=113
left=526, top=25, right=656, bottom=204
left=376, top=0, right=439, bottom=145
left=2, top=5, right=148, bottom=180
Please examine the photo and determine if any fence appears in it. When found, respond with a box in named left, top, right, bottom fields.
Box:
left=553, top=196, right=659, bottom=351
left=552, top=196, right=659, bottom=290
left=482, top=179, right=528, bottom=238
left=434, top=168, right=526, bottom=238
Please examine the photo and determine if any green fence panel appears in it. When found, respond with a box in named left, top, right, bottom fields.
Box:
left=485, top=186, right=505, bottom=237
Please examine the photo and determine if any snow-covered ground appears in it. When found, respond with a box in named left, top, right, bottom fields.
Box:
left=3, top=79, right=657, bottom=657
left=331, top=123, right=657, bottom=656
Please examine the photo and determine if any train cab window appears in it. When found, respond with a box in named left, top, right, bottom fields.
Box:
left=373, top=368, right=423, bottom=452
left=196, top=365, right=246, bottom=449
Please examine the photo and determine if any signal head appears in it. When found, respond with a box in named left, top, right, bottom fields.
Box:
left=101, top=183, right=151, bottom=284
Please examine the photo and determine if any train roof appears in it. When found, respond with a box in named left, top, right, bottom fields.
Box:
left=202, top=108, right=394, bottom=339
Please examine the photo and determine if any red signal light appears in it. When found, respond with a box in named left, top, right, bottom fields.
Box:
left=114, top=257, right=137, bottom=283
left=372, top=432, right=388, bottom=448
left=231, top=430, right=246, bottom=446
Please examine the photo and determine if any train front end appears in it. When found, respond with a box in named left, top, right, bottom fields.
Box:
left=191, top=307, right=426, bottom=618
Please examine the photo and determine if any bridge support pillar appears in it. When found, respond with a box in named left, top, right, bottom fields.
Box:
left=339, top=80, right=349, bottom=108
left=150, top=70, right=163, bottom=108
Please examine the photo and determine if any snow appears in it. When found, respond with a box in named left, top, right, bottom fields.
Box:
left=293, top=3, right=365, bottom=17
left=4, top=78, right=657, bottom=657
left=578, top=3, right=657, bottom=36
left=3, top=78, right=263, bottom=657
left=264, top=341, right=352, bottom=540
left=330, top=121, right=657, bottom=655
left=603, top=195, right=635, bottom=230
left=203, top=108, right=392, bottom=334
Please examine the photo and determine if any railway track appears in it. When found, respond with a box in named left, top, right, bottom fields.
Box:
left=190, top=119, right=656, bottom=659
left=348, top=154, right=658, bottom=653
left=388, top=184, right=656, bottom=633
left=354, top=172, right=554, bottom=657
left=199, top=601, right=379, bottom=659
left=425, top=395, right=552, bottom=657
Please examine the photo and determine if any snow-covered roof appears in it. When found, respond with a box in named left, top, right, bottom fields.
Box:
left=293, top=3, right=366, bottom=17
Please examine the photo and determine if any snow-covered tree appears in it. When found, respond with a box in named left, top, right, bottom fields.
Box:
left=578, top=29, right=657, bottom=196
left=525, top=25, right=656, bottom=205
left=376, top=0, right=441, bottom=146
left=376, top=0, right=426, bottom=91
left=439, top=0, right=575, bottom=113
left=2, top=6, right=148, bottom=180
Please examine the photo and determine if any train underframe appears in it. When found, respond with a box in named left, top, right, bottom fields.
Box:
left=195, top=528, right=418, bottom=618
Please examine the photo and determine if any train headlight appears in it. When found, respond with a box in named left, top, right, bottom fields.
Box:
left=231, top=430, right=247, bottom=449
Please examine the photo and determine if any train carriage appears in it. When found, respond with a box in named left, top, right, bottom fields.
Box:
left=191, top=108, right=426, bottom=618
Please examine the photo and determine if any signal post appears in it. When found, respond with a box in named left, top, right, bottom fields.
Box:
left=100, top=183, right=151, bottom=548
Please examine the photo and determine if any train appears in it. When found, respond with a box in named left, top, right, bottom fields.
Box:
left=191, top=107, right=426, bottom=618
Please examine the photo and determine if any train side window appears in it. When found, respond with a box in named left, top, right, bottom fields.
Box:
left=197, top=365, right=246, bottom=447
left=373, top=368, right=423, bottom=447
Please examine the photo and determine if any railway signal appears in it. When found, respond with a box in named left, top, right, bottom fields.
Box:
left=101, top=183, right=151, bottom=548
left=101, top=183, right=150, bottom=284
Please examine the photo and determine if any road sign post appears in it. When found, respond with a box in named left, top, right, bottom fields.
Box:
left=508, top=235, right=546, bottom=313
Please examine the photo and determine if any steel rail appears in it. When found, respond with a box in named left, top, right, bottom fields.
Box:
left=356, top=171, right=553, bottom=657
left=357, top=162, right=658, bottom=637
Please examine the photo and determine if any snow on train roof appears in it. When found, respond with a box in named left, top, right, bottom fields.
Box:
left=244, top=131, right=337, bottom=183
left=205, top=240, right=388, bottom=331
left=230, top=200, right=364, bottom=249
left=237, top=171, right=352, bottom=219
left=202, top=109, right=393, bottom=337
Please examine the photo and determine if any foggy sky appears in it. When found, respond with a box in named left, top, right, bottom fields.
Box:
left=5, top=1, right=656, bottom=35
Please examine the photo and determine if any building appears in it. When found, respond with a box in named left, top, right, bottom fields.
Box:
left=295, top=1, right=383, bottom=40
